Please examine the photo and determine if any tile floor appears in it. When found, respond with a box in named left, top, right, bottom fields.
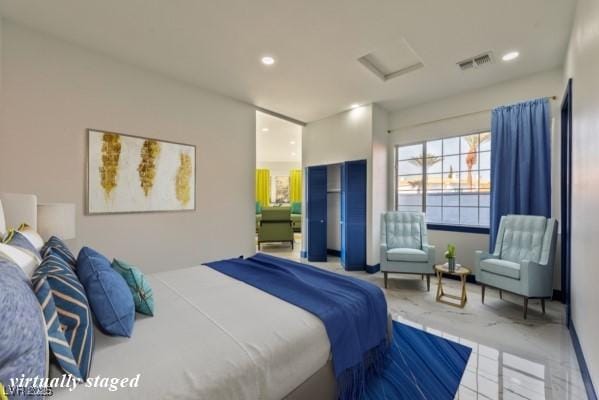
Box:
left=258, top=238, right=587, bottom=400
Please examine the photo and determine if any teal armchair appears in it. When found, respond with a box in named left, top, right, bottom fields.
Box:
left=290, top=201, right=302, bottom=232
left=475, top=215, right=558, bottom=319
left=380, top=212, right=435, bottom=290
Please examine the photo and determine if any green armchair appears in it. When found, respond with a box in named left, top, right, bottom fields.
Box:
left=475, top=215, right=558, bottom=319
left=257, top=208, right=294, bottom=250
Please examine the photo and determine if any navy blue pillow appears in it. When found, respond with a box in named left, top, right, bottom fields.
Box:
left=76, top=247, right=135, bottom=337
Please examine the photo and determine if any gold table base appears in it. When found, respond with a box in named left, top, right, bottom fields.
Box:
left=435, top=266, right=469, bottom=308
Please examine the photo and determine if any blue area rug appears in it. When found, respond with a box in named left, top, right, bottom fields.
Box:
left=364, top=321, right=471, bottom=400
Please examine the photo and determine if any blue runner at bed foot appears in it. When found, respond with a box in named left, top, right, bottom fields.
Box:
left=364, top=321, right=471, bottom=400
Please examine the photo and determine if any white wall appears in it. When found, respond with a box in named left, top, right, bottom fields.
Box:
left=371, top=104, right=389, bottom=265
left=0, top=22, right=256, bottom=273
left=388, top=69, right=564, bottom=277
left=564, top=0, right=599, bottom=393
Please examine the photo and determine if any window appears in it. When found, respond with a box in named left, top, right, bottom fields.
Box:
left=395, top=132, right=491, bottom=228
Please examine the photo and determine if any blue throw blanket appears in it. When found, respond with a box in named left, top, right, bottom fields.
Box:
left=205, top=253, right=388, bottom=400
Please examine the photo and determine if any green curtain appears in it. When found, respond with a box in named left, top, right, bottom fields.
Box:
left=256, top=169, right=271, bottom=207
left=289, top=169, right=302, bottom=203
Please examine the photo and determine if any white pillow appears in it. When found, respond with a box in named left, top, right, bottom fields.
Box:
left=0, top=243, right=39, bottom=278
left=18, top=225, right=45, bottom=251
left=0, top=200, right=6, bottom=239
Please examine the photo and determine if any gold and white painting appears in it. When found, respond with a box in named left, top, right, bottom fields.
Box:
left=87, top=129, right=196, bottom=214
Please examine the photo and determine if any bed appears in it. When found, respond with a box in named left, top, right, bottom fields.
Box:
left=0, top=193, right=389, bottom=400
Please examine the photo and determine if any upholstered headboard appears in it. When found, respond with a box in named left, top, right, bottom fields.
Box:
left=0, top=193, right=38, bottom=234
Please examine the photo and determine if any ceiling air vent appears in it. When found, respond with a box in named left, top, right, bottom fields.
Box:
left=457, top=52, right=494, bottom=71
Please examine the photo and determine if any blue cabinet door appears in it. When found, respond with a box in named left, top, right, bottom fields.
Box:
left=340, top=163, right=346, bottom=266
left=307, top=166, right=327, bottom=261
left=341, top=160, right=367, bottom=269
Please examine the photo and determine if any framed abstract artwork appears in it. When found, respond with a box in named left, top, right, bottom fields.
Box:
left=274, top=176, right=290, bottom=204
left=87, top=129, right=196, bottom=214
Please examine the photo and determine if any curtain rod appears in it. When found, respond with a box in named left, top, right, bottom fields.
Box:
left=387, top=96, right=557, bottom=134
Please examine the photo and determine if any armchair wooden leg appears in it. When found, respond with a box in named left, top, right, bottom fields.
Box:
left=523, top=297, right=528, bottom=319
left=499, top=290, right=503, bottom=300
left=384, top=272, right=388, bottom=289
left=421, top=274, right=424, bottom=280
left=291, top=241, right=294, bottom=250
left=426, top=275, right=430, bottom=291
left=541, top=298, right=546, bottom=314
left=481, top=284, right=485, bottom=304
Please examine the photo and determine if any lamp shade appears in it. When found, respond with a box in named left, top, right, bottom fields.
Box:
left=37, top=203, right=76, bottom=241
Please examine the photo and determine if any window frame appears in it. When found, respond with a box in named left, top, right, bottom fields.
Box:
left=394, top=132, right=491, bottom=234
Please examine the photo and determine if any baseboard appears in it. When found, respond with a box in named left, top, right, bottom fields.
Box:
left=326, top=249, right=341, bottom=257
left=365, top=264, right=380, bottom=274
left=570, top=322, right=598, bottom=400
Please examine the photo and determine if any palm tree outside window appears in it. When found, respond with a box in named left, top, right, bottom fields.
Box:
left=395, top=132, right=491, bottom=227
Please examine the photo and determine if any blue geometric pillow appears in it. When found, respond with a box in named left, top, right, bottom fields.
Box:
left=112, top=259, right=154, bottom=316
left=32, top=252, right=94, bottom=380
left=0, top=260, right=47, bottom=389
left=41, top=236, right=76, bottom=268
left=76, top=247, right=135, bottom=337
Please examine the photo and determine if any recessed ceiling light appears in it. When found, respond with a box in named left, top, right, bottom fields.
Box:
left=261, top=56, right=275, bottom=65
left=502, top=51, right=519, bottom=62
left=350, top=104, right=360, bottom=109
left=290, top=141, right=296, bottom=145
left=261, top=128, right=269, bottom=132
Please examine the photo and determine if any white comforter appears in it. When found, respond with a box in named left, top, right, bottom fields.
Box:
left=50, top=265, right=330, bottom=400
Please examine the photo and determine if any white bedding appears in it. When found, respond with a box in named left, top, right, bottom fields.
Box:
left=50, top=265, right=331, bottom=400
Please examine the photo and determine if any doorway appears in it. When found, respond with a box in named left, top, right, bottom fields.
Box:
left=561, top=78, right=573, bottom=326
left=255, top=111, right=303, bottom=256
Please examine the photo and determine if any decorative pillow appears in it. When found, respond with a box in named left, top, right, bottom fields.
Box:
left=290, top=202, right=301, bottom=214
left=112, top=259, right=155, bottom=316
left=3, top=229, right=42, bottom=262
left=17, top=224, right=45, bottom=251
left=0, top=242, right=40, bottom=278
left=0, top=259, right=47, bottom=390
left=41, top=236, right=76, bottom=268
left=76, top=247, right=135, bottom=337
left=32, top=251, right=94, bottom=380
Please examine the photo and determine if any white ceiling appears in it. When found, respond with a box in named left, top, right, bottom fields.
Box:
left=256, top=111, right=302, bottom=164
left=0, top=0, right=575, bottom=122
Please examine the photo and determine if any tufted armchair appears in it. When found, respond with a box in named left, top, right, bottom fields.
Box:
left=380, top=212, right=435, bottom=290
left=475, top=215, right=558, bottom=319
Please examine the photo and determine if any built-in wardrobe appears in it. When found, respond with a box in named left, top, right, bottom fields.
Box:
left=305, top=160, right=366, bottom=270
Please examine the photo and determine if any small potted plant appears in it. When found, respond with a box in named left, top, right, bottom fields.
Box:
left=445, top=244, right=457, bottom=272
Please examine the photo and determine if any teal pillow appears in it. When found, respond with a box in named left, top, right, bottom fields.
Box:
left=256, top=201, right=262, bottom=215
left=291, top=202, right=301, bottom=214
left=112, top=259, right=154, bottom=316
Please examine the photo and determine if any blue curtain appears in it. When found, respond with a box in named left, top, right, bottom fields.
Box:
left=489, top=98, right=552, bottom=250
